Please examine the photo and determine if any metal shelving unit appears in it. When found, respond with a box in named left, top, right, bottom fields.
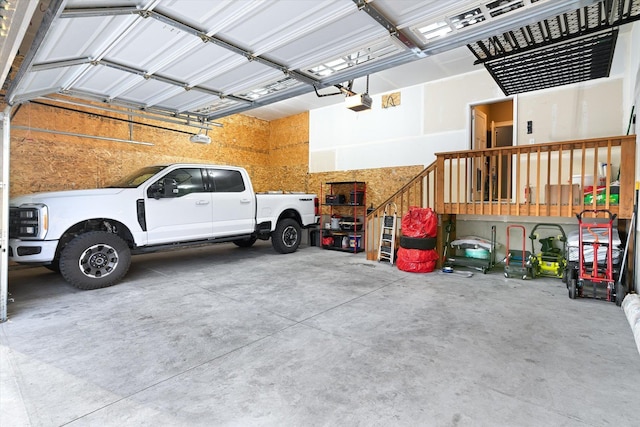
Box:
left=320, top=181, right=366, bottom=254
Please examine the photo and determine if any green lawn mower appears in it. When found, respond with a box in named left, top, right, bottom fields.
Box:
left=529, top=223, right=567, bottom=278
left=505, top=225, right=538, bottom=280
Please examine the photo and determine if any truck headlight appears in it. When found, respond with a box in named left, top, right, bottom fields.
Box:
left=9, top=204, right=48, bottom=239
left=19, top=210, right=36, bottom=219
left=20, top=226, right=36, bottom=236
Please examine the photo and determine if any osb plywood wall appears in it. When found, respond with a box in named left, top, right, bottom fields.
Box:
left=262, top=112, right=425, bottom=206
left=8, top=102, right=271, bottom=196
left=308, top=166, right=424, bottom=210
left=249, top=112, right=310, bottom=193
left=7, top=102, right=424, bottom=208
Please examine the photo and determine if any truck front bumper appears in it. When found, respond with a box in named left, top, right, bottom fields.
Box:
left=8, top=239, right=58, bottom=264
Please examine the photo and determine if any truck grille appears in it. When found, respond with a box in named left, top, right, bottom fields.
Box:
left=9, top=207, right=41, bottom=239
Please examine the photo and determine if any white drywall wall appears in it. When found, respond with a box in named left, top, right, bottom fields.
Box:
left=309, top=84, right=463, bottom=172
left=309, top=71, right=503, bottom=172
left=517, top=78, right=624, bottom=144
left=423, top=70, right=504, bottom=134
left=310, top=86, right=423, bottom=150
left=310, top=69, right=625, bottom=174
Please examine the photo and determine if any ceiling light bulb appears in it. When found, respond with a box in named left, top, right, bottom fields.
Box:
left=189, top=134, right=211, bottom=144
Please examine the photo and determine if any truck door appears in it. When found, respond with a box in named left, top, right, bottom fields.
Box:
left=207, top=168, right=256, bottom=237
left=145, top=167, right=213, bottom=244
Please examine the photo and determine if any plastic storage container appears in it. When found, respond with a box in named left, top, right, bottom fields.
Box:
left=350, top=190, right=365, bottom=205
left=349, top=235, right=362, bottom=249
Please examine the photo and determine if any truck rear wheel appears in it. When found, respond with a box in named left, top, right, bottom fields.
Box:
left=59, top=231, right=131, bottom=290
left=271, top=218, right=301, bottom=254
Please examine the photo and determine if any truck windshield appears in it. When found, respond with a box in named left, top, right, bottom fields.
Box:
left=108, top=166, right=166, bottom=188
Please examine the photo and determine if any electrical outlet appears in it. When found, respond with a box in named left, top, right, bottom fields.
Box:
left=529, top=138, right=535, bottom=144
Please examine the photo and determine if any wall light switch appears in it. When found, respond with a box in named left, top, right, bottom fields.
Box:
left=529, top=138, right=535, bottom=144
left=527, top=120, right=533, bottom=134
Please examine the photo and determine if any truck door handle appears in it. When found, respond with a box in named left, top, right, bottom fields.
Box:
left=240, top=198, right=251, bottom=204
left=196, top=200, right=210, bottom=205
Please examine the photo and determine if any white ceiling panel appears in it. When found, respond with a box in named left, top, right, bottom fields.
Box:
left=118, top=77, right=175, bottom=106
left=206, top=61, right=282, bottom=95
left=144, top=86, right=187, bottom=108
left=158, top=0, right=266, bottom=35
left=73, top=65, right=138, bottom=97
left=372, top=47, right=481, bottom=89
left=217, top=0, right=356, bottom=55
left=5, top=0, right=604, bottom=124
left=11, top=68, right=69, bottom=100
left=149, top=86, right=219, bottom=112
left=298, top=36, right=405, bottom=81
left=159, top=44, right=244, bottom=86
left=235, top=76, right=306, bottom=100
left=371, top=0, right=462, bottom=29
left=35, top=14, right=138, bottom=63
left=266, top=12, right=390, bottom=70
left=104, top=17, right=195, bottom=71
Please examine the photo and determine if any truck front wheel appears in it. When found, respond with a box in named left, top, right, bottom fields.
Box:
left=271, top=218, right=301, bottom=254
left=59, top=231, right=131, bottom=290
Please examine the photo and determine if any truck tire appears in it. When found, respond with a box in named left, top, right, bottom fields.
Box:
left=233, top=236, right=257, bottom=248
left=271, top=218, right=301, bottom=254
left=568, top=279, right=577, bottom=299
left=59, top=231, right=131, bottom=290
left=399, top=236, right=437, bottom=250
left=615, top=282, right=625, bottom=306
left=44, top=258, right=60, bottom=273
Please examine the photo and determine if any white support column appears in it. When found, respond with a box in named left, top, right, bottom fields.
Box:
left=1, top=106, right=11, bottom=322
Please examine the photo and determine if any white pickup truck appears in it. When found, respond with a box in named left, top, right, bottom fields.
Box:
left=9, top=164, right=319, bottom=289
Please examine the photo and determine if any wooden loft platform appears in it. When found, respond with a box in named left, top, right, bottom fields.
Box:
left=365, top=135, right=636, bottom=261
left=436, top=135, right=636, bottom=219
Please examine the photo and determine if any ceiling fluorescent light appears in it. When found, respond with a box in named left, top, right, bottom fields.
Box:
left=189, top=133, right=211, bottom=144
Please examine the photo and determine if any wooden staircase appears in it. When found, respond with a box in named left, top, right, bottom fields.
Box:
left=365, top=135, right=636, bottom=261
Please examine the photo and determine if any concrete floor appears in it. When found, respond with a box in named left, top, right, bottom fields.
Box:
left=1, top=240, right=638, bottom=426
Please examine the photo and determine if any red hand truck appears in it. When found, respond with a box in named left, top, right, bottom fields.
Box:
left=570, top=209, right=622, bottom=304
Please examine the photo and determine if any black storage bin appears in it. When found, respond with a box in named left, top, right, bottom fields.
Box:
left=339, top=217, right=363, bottom=231
left=310, top=229, right=320, bottom=246
left=325, top=194, right=346, bottom=205
left=350, top=190, right=364, bottom=205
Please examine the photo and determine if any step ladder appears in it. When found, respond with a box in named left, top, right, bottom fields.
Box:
left=378, top=203, right=398, bottom=264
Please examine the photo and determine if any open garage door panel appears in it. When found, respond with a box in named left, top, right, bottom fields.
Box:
left=5, top=0, right=605, bottom=123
